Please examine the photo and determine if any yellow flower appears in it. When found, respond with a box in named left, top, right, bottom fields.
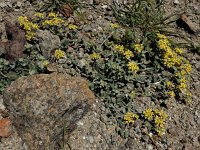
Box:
left=90, top=53, right=101, bottom=60
left=68, top=24, right=78, bottom=30
left=156, top=127, right=166, bottom=136
left=154, top=110, right=168, bottom=136
left=30, top=23, right=39, bottom=30
left=48, top=12, right=58, bottom=18
left=54, top=49, right=65, bottom=59
left=113, top=44, right=125, bottom=53
left=42, top=60, right=49, bottom=67
left=18, top=16, right=31, bottom=31
left=178, top=82, right=187, bottom=92
left=157, top=33, right=168, bottom=39
left=123, top=49, right=134, bottom=59
left=180, top=77, right=186, bottom=83
left=175, top=70, right=187, bottom=77
left=42, top=20, right=50, bottom=26
left=143, top=108, right=168, bottom=136
left=163, top=49, right=183, bottom=68
left=168, top=91, right=175, bottom=97
left=18, top=16, right=39, bottom=41
left=155, top=116, right=165, bottom=127
left=34, top=12, right=44, bottom=18
left=124, top=112, right=139, bottom=124
left=127, top=61, right=139, bottom=72
left=18, top=16, right=29, bottom=25
left=154, top=109, right=168, bottom=120
left=166, top=81, right=175, bottom=88
left=143, top=108, right=154, bottom=121
left=186, top=91, right=192, bottom=97
left=52, top=17, right=65, bottom=25
left=25, top=31, right=36, bottom=41
left=110, top=23, right=120, bottom=28
left=157, top=38, right=171, bottom=51
left=133, top=44, right=144, bottom=53
left=175, top=48, right=183, bottom=55
left=180, top=63, right=192, bottom=74
left=42, top=18, right=65, bottom=26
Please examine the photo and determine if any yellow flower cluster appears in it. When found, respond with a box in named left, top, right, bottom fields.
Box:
left=163, top=50, right=183, bottom=68
left=42, top=60, right=49, bottom=67
left=133, top=44, right=144, bottom=53
left=143, top=108, right=154, bottom=120
left=157, top=34, right=171, bottom=50
left=179, top=62, right=192, bottom=74
left=113, top=44, right=125, bottom=53
left=68, top=24, right=78, bottom=30
left=54, top=49, right=65, bottom=59
left=143, top=108, right=168, bottom=136
left=157, top=33, right=192, bottom=99
left=175, top=48, right=183, bottom=55
left=18, top=16, right=39, bottom=30
left=178, top=77, right=187, bottom=92
left=48, top=12, right=58, bottom=18
left=42, top=17, right=65, bottom=26
left=113, top=44, right=134, bottom=60
left=90, top=52, right=101, bottom=60
left=127, top=61, right=139, bottom=72
left=157, top=33, right=183, bottom=68
left=166, top=81, right=175, bottom=88
left=42, top=12, right=65, bottom=26
left=110, top=23, right=120, bottom=28
left=123, top=49, right=134, bottom=59
left=34, top=12, right=45, bottom=18
left=124, top=112, right=139, bottom=124
left=25, top=31, right=36, bottom=41
left=167, top=91, right=175, bottom=97
left=18, top=16, right=39, bottom=41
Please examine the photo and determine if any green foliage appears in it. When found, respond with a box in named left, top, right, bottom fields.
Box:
left=0, top=0, right=194, bottom=140
left=40, top=0, right=79, bottom=12
left=112, top=0, right=164, bottom=31
left=0, top=51, right=47, bottom=93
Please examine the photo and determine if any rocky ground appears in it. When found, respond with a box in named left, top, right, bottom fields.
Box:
left=0, top=0, right=200, bottom=150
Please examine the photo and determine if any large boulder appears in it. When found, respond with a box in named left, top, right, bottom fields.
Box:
left=3, top=73, right=95, bottom=150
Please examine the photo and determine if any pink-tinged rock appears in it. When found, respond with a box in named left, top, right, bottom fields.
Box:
left=3, top=73, right=95, bottom=150
left=0, top=118, right=11, bottom=138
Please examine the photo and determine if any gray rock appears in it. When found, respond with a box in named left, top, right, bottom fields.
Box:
left=94, top=0, right=100, bottom=5
left=0, top=3, right=7, bottom=8
left=0, top=96, right=6, bottom=111
left=174, top=0, right=179, bottom=5
left=147, top=144, right=154, bottom=150
left=16, top=1, right=22, bottom=7
left=37, top=30, right=61, bottom=59
left=84, top=25, right=93, bottom=32
left=77, top=59, right=87, bottom=69
left=87, top=15, right=93, bottom=21
left=3, top=73, right=95, bottom=150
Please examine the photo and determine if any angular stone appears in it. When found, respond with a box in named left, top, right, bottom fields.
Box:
left=0, top=118, right=11, bottom=138
left=3, top=73, right=95, bottom=150
left=177, top=14, right=200, bottom=35
left=37, top=30, right=61, bottom=59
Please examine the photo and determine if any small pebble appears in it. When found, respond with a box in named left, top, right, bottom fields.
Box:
left=174, top=0, right=179, bottom=5
left=87, top=15, right=93, bottom=21
left=16, top=1, right=22, bottom=7
left=0, top=3, right=6, bottom=7
left=77, top=121, right=84, bottom=126
left=88, top=136, right=94, bottom=143
left=102, top=5, right=108, bottom=9
left=147, top=144, right=154, bottom=150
